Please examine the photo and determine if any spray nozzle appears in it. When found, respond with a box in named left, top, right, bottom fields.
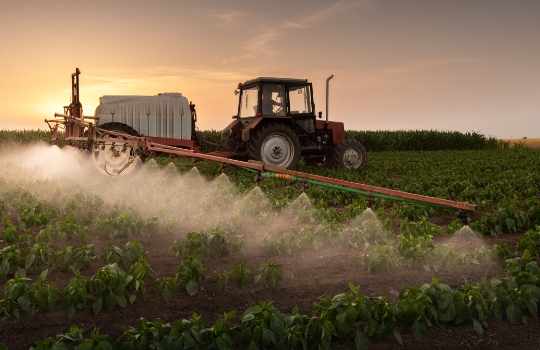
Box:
left=254, top=172, right=263, bottom=187
left=457, top=210, right=471, bottom=226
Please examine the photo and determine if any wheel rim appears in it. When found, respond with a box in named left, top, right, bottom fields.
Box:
left=342, top=147, right=363, bottom=169
left=261, top=133, right=294, bottom=167
left=92, top=143, right=139, bottom=176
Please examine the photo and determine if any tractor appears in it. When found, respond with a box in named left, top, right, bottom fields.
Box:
left=221, top=76, right=366, bottom=169
left=47, top=69, right=365, bottom=173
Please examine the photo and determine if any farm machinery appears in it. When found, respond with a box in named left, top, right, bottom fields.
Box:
left=45, top=68, right=477, bottom=222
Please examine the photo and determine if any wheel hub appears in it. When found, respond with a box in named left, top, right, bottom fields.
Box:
left=92, top=143, right=139, bottom=176
left=261, top=134, right=293, bottom=166
left=343, top=148, right=361, bottom=167
left=271, top=146, right=283, bottom=159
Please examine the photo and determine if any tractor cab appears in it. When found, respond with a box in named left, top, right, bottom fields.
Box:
left=233, top=77, right=317, bottom=136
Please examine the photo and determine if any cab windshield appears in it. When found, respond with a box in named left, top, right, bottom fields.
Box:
left=238, top=86, right=258, bottom=118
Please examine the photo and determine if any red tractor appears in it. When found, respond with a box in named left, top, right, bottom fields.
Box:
left=221, top=75, right=366, bottom=169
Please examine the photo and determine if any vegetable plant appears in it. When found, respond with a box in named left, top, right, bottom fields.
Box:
left=259, top=261, right=283, bottom=290
left=176, top=255, right=205, bottom=296
left=231, top=260, right=254, bottom=289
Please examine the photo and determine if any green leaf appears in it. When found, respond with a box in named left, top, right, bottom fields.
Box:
left=506, top=303, right=521, bottom=325
left=162, top=286, right=173, bottom=303
left=526, top=298, right=538, bottom=318
left=25, top=253, right=35, bottom=269
left=244, top=305, right=262, bottom=314
left=186, top=280, right=198, bottom=296
left=106, top=292, right=117, bottom=311
left=67, top=304, right=76, bottom=320
left=355, top=331, right=369, bottom=350
left=93, top=298, right=103, bottom=315
left=393, top=329, right=403, bottom=346
left=0, top=260, right=9, bottom=278
left=17, top=295, right=31, bottom=312
left=411, top=319, right=427, bottom=342
left=472, top=318, right=483, bottom=336
left=117, top=294, right=127, bottom=308
left=242, top=313, right=255, bottom=322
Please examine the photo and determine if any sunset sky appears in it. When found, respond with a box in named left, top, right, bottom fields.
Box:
left=0, top=0, right=538, bottom=138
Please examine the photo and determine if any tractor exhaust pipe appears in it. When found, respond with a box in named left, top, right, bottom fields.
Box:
left=325, top=75, right=334, bottom=124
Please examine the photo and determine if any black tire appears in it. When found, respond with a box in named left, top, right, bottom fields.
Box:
left=304, top=154, right=334, bottom=167
left=333, top=139, right=366, bottom=169
left=99, top=122, right=139, bottom=136
left=248, top=123, right=301, bottom=169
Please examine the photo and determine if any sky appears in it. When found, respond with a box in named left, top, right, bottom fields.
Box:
left=0, top=0, right=539, bottom=138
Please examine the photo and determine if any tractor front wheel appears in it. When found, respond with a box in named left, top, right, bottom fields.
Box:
left=249, top=123, right=301, bottom=169
left=333, top=139, right=366, bottom=169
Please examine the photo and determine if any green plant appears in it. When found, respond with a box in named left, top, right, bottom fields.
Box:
left=2, top=272, right=36, bottom=320
left=27, top=242, right=55, bottom=274
left=211, top=269, right=230, bottom=293
left=0, top=245, right=29, bottom=279
left=517, top=226, right=540, bottom=256
left=1, top=218, right=18, bottom=244
left=400, top=218, right=443, bottom=237
left=311, top=283, right=376, bottom=349
left=154, top=277, right=178, bottom=303
left=208, top=227, right=231, bottom=257
left=491, top=243, right=514, bottom=261
left=398, top=284, right=437, bottom=342
left=396, top=233, right=435, bottom=269
left=28, top=270, right=60, bottom=313
left=117, top=317, right=167, bottom=349
left=17, top=202, right=52, bottom=230
left=127, top=257, right=152, bottom=303
left=176, top=255, right=205, bottom=296
left=62, top=272, right=94, bottom=320
left=240, top=301, right=287, bottom=349
left=230, top=234, right=246, bottom=254
left=231, top=260, right=254, bottom=289
left=56, top=212, right=88, bottom=242
left=259, top=262, right=283, bottom=290
left=101, top=241, right=147, bottom=269
left=55, top=244, right=97, bottom=273
left=362, top=243, right=400, bottom=273
left=89, top=263, right=130, bottom=314
left=262, top=233, right=283, bottom=255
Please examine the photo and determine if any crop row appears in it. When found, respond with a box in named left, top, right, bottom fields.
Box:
left=0, top=128, right=504, bottom=153
left=1, top=240, right=282, bottom=322
left=2, top=225, right=538, bottom=350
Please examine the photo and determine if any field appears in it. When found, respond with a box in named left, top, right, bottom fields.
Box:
left=501, top=138, right=540, bottom=149
left=1, top=138, right=540, bottom=349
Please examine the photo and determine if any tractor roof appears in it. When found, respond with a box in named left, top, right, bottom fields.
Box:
left=242, top=77, right=309, bottom=85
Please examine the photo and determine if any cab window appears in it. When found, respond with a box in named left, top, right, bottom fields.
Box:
left=288, top=85, right=312, bottom=114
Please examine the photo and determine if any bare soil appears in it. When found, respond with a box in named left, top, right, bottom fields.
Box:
left=0, top=213, right=534, bottom=350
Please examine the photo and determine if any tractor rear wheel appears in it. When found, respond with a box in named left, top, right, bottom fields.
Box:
left=248, top=123, right=301, bottom=169
left=333, top=139, right=366, bottom=169
left=92, top=123, right=142, bottom=176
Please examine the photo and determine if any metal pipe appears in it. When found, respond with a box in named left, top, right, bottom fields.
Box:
left=326, top=75, right=334, bottom=124
left=261, top=172, right=456, bottom=210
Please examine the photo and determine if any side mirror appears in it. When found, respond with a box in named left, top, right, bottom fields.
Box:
left=234, top=90, right=239, bottom=96
left=318, top=111, right=322, bottom=119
